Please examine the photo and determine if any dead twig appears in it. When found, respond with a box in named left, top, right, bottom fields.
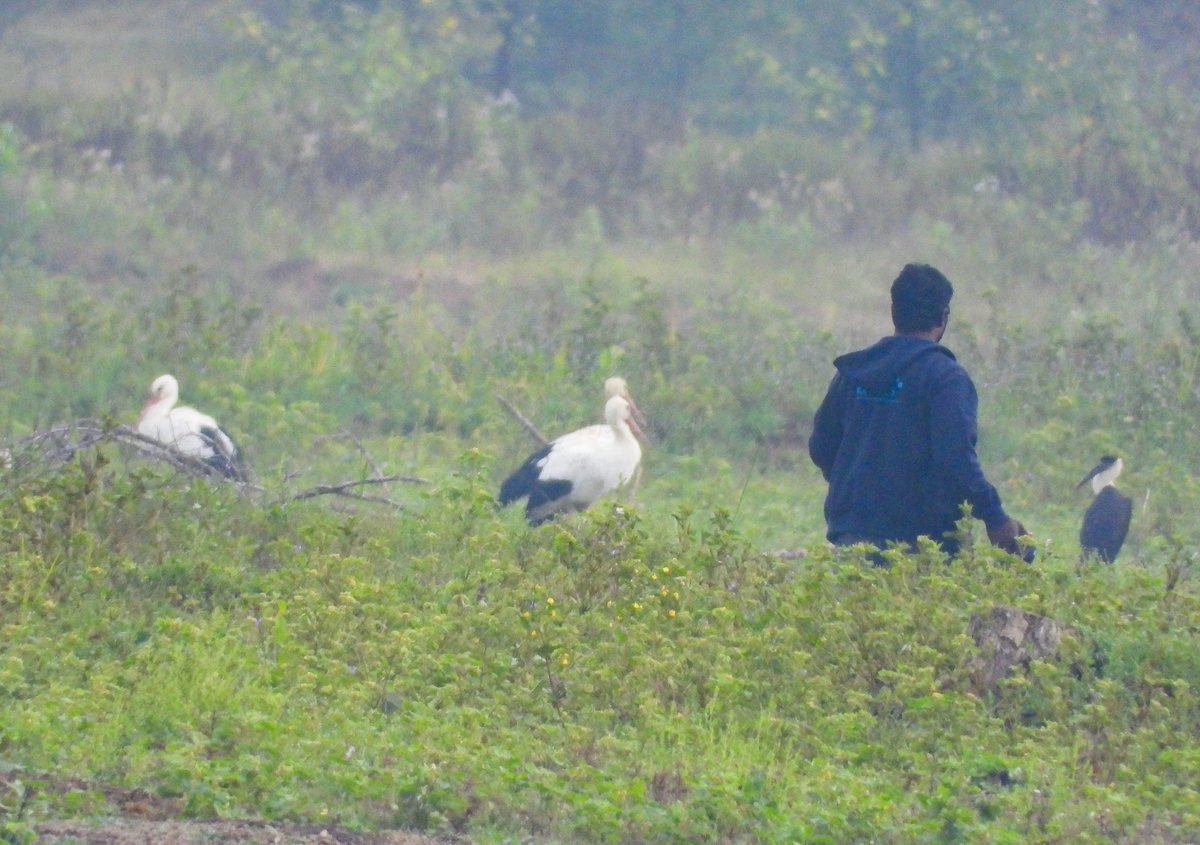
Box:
left=496, top=393, right=549, bottom=445
left=287, top=474, right=427, bottom=507
left=112, top=424, right=262, bottom=489
left=3, top=420, right=439, bottom=510
left=7, top=419, right=243, bottom=483
left=294, top=488, right=405, bottom=508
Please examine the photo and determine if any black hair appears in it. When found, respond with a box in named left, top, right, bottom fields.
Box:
left=890, top=263, right=954, bottom=333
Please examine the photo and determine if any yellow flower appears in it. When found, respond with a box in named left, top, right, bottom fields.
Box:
left=668, top=609, right=676, bottom=618
left=546, top=597, right=555, bottom=605
left=529, top=629, right=538, bottom=638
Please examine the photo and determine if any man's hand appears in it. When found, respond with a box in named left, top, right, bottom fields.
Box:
left=988, top=517, right=1034, bottom=561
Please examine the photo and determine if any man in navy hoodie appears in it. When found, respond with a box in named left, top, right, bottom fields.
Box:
left=809, top=263, right=1028, bottom=558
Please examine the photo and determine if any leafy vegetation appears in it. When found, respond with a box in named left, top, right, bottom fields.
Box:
left=1, top=1, right=1199, bottom=842
left=2, top=459, right=1199, bottom=842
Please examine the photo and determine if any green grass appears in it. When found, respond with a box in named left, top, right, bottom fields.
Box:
left=1, top=461, right=1198, bottom=842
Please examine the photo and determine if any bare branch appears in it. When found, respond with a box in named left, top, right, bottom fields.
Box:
left=110, top=423, right=261, bottom=488
left=3, top=420, right=429, bottom=510
left=288, top=474, right=427, bottom=500
left=8, top=419, right=227, bottom=480
left=291, top=487, right=405, bottom=508
left=496, top=394, right=549, bottom=445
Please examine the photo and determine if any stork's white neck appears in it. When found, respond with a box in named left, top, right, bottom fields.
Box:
left=1091, top=458, right=1123, bottom=494
left=603, top=395, right=635, bottom=435
left=141, top=375, right=180, bottom=421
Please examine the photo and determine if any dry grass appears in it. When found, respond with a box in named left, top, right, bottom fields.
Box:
left=0, top=0, right=230, bottom=105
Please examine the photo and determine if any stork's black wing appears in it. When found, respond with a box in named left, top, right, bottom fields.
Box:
left=498, top=443, right=575, bottom=525
left=198, top=424, right=246, bottom=481
left=499, top=442, right=557, bottom=506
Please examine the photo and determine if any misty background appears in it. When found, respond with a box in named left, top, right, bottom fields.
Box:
left=0, top=1, right=1196, bottom=316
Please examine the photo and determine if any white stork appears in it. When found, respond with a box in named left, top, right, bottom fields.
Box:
left=137, top=374, right=245, bottom=480
left=499, top=393, right=643, bottom=525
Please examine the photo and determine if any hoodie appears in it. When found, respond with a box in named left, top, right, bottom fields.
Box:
left=808, top=335, right=1008, bottom=549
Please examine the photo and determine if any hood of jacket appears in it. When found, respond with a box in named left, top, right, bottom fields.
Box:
left=833, top=335, right=955, bottom=393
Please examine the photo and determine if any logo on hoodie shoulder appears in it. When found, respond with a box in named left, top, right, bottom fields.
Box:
left=854, top=377, right=904, bottom=404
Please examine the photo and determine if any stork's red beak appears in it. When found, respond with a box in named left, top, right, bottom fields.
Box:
left=627, top=396, right=648, bottom=431
left=139, top=395, right=159, bottom=421
left=626, top=398, right=648, bottom=443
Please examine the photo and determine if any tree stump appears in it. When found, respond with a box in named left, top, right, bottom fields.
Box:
left=966, top=605, right=1075, bottom=694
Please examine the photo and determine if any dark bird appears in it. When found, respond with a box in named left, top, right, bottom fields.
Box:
left=1076, top=455, right=1132, bottom=564
left=499, top=393, right=644, bottom=525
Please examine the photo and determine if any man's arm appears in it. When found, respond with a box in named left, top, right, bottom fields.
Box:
left=808, top=374, right=846, bottom=481
left=928, top=368, right=1009, bottom=530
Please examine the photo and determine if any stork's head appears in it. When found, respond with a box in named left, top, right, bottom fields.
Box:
left=604, top=376, right=648, bottom=439
left=140, top=373, right=180, bottom=420
left=604, top=377, right=630, bottom=399
left=604, top=394, right=643, bottom=440
left=1076, top=455, right=1123, bottom=494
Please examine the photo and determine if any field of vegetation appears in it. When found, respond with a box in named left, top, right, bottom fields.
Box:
left=2, top=1, right=1200, bottom=842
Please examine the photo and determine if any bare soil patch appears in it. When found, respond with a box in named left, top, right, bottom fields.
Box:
left=36, top=819, right=459, bottom=845
left=2, top=772, right=464, bottom=845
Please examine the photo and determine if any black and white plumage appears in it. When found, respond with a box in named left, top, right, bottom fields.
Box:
left=1076, top=455, right=1132, bottom=564
left=500, top=393, right=643, bottom=525
left=137, top=374, right=245, bottom=480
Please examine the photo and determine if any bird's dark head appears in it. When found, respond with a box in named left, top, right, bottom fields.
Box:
left=1076, top=455, right=1123, bottom=491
